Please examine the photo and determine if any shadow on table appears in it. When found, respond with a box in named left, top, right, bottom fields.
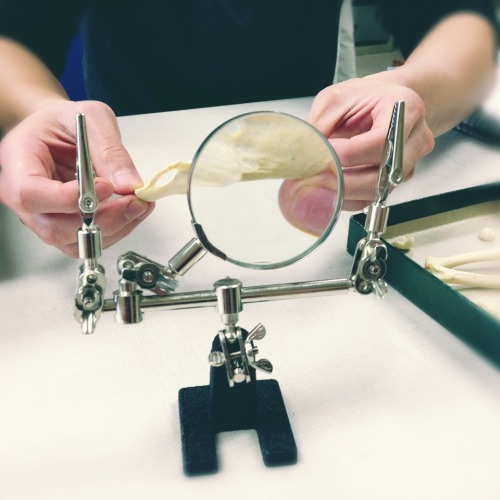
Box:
left=0, top=204, right=18, bottom=281
left=0, top=204, right=74, bottom=282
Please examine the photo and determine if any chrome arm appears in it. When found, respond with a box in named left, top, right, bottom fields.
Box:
left=104, top=277, right=352, bottom=315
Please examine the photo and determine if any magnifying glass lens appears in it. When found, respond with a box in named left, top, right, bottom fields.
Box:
left=188, top=111, right=344, bottom=269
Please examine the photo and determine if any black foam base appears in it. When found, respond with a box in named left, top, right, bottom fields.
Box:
left=178, top=378, right=297, bottom=475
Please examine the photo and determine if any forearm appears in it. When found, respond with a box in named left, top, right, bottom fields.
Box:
left=367, top=13, right=497, bottom=136
left=0, top=37, right=69, bottom=132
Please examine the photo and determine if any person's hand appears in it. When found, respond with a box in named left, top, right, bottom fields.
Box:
left=0, top=100, right=155, bottom=257
left=279, top=76, right=435, bottom=235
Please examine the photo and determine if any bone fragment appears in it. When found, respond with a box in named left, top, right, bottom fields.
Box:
left=425, top=248, right=500, bottom=289
left=478, top=227, right=496, bottom=242
left=391, top=234, right=414, bottom=251
left=135, top=161, right=191, bottom=201
left=134, top=160, right=243, bottom=201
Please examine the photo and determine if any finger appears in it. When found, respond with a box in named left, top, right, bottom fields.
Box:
left=320, top=92, right=430, bottom=169
left=283, top=167, right=380, bottom=203
left=279, top=125, right=431, bottom=234
left=279, top=173, right=375, bottom=235
left=277, top=164, right=380, bottom=234
left=11, top=177, right=113, bottom=214
left=343, top=165, right=380, bottom=202
left=278, top=172, right=340, bottom=236
left=22, top=195, right=154, bottom=249
left=308, top=82, right=398, bottom=139
left=96, top=196, right=154, bottom=237
left=339, top=120, right=432, bottom=206
left=403, top=115, right=435, bottom=170
left=306, top=85, right=356, bottom=136
left=332, top=116, right=433, bottom=196
left=327, top=98, right=405, bottom=168
left=329, top=128, right=389, bottom=169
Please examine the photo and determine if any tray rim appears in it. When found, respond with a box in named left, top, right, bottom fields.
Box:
left=347, top=182, right=500, bottom=367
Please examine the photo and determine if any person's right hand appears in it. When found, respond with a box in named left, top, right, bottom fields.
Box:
left=0, top=100, right=155, bottom=257
left=278, top=76, right=435, bottom=235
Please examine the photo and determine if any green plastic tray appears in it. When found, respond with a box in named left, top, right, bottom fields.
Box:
left=347, top=183, right=500, bottom=366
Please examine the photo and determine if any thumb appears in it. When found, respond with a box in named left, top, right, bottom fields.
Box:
left=278, top=171, right=339, bottom=236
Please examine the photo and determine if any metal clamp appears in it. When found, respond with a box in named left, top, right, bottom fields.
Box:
left=117, top=251, right=179, bottom=295
left=112, top=239, right=207, bottom=324
left=350, top=101, right=405, bottom=298
left=208, top=278, right=273, bottom=387
left=74, top=114, right=106, bottom=334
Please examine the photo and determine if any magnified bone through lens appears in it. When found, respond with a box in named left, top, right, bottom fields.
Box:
left=138, top=112, right=343, bottom=269
left=135, top=113, right=336, bottom=202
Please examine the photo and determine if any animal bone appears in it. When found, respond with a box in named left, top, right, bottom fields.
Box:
left=135, top=161, right=192, bottom=201
left=135, top=113, right=335, bottom=202
left=425, top=248, right=500, bottom=271
left=425, top=248, right=500, bottom=289
left=426, top=264, right=500, bottom=288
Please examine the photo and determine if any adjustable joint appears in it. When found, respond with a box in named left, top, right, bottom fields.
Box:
left=208, top=324, right=273, bottom=387
left=117, top=251, right=179, bottom=295
left=74, top=263, right=106, bottom=334
left=114, top=278, right=143, bottom=324
left=364, top=202, right=389, bottom=240
left=208, top=278, right=273, bottom=387
left=350, top=238, right=388, bottom=298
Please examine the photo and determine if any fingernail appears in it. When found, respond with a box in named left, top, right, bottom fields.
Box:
left=125, top=199, right=148, bottom=221
left=113, top=169, right=142, bottom=189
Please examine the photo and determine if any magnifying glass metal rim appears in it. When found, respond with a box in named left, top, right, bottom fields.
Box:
left=187, top=110, right=344, bottom=270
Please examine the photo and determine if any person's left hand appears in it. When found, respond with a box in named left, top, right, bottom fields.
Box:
left=278, top=76, right=435, bottom=235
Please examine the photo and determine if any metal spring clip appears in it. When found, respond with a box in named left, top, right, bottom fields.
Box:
left=351, top=100, right=405, bottom=297
left=74, top=114, right=106, bottom=334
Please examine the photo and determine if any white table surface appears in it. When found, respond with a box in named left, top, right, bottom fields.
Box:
left=1, top=87, right=500, bottom=500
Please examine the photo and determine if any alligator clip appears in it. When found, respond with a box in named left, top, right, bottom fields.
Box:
left=375, top=100, right=405, bottom=204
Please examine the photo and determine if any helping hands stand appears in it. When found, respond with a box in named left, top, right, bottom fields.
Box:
left=179, top=278, right=296, bottom=474
left=73, top=102, right=405, bottom=475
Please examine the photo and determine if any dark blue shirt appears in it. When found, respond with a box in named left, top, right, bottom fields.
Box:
left=0, top=0, right=496, bottom=116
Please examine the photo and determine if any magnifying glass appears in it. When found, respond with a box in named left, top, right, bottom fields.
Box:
left=188, top=111, right=344, bottom=269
